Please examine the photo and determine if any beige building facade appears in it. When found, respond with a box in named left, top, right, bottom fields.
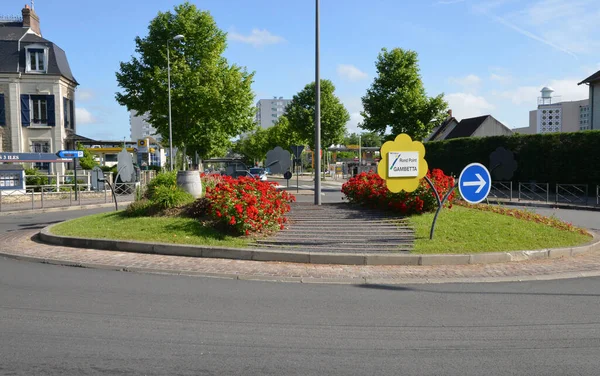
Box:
left=0, top=6, right=78, bottom=174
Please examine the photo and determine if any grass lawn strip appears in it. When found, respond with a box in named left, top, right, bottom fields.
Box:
left=51, top=212, right=250, bottom=248
left=409, top=206, right=591, bottom=254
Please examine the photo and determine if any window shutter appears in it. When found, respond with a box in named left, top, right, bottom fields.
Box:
left=0, top=94, right=5, bottom=126
left=46, top=95, right=55, bottom=126
left=63, top=98, right=69, bottom=128
left=20, top=95, right=30, bottom=127
left=70, top=100, right=75, bottom=129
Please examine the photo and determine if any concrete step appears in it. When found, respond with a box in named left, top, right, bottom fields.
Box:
left=253, top=243, right=412, bottom=252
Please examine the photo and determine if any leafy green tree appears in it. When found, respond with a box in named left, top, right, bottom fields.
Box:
left=285, top=80, right=350, bottom=151
left=265, top=116, right=307, bottom=153
left=233, top=126, right=270, bottom=164
left=115, top=2, right=256, bottom=161
left=76, top=143, right=98, bottom=170
left=360, top=48, right=448, bottom=141
left=344, top=131, right=383, bottom=148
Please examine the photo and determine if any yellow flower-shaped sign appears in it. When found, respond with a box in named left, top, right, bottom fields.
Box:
left=377, top=133, right=428, bottom=193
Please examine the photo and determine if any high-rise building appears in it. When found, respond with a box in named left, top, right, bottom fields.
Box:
left=129, top=110, right=161, bottom=142
left=255, top=97, right=292, bottom=128
left=512, top=87, right=589, bottom=134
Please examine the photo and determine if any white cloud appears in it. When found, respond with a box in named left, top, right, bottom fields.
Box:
left=341, top=97, right=364, bottom=134
left=490, top=73, right=512, bottom=84
left=448, top=74, right=481, bottom=93
left=445, top=93, right=495, bottom=119
left=337, top=64, right=368, bottom=82
left=228, top=28, right=285, bottom=47
left=77, top=89, right=94, bottom=101
left=500, top=78, right=589, bottom=105
left=75, top=108, right=97, bottom=125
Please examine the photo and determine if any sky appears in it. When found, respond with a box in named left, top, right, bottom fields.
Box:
left=2, top=0, right=599, bottom=141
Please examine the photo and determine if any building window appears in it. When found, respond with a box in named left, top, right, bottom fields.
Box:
left=31, top=140, right=51, bottom=171
left=272, top=114, right=277, bottom=117
left=31, top=98, right=48, bottom=125
left=26, top=48, right=46, bottom=72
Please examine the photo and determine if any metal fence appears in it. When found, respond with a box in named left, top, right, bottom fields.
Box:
left=0, top=183, right=140, bottom=212
left=0, top=169, right=157, bottom=213
left=486, top=181, right=600, bottom=207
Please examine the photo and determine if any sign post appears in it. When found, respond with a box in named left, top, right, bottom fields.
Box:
left=377, top=134, right=452, bottom=240
left=458, top=163, right=491, bottom=204
left=56, top=150, right=84, bottom=200
left=291, top=145, right=304, bottom=194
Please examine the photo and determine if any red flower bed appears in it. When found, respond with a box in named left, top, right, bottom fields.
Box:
left=341, top=169, right=456, bottom=215
left=205, top=175, right=295, bottom=235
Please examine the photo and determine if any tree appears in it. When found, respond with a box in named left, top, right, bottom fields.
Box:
left=115, top=2, right=256, bottom=162
left=76, top=143, right=98, bottom=170
left=265, top=116, right=307, bottom=153
left=360, top=48, right=448, bottom=141
left=285, top=80, right=350, bottom=151
left=233, top=126, right=269, bottom=165
left=344, top=131, right=383, bottom=148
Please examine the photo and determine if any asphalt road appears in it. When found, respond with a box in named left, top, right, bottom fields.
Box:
left=1, top=207, right=600, bottom=375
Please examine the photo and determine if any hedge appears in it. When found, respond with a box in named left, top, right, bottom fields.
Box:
left=424, top=130, right=600, bottom=186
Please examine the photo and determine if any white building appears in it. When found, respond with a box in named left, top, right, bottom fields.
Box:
left=255, top=97, right=291, bottom=128
left=513, top=87, right=589, bottom=134
left=129, top=110, right=161, bottom=142
left=0, top=5, right=78, bottom=174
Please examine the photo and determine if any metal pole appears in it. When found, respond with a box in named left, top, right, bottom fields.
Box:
left=314, top=0, right=321, bottom=205
left=74, top=158, right=78, bottom=201
left=358, top=134, right=361, bottom=167
left=167, top=39, right=174, bottom=172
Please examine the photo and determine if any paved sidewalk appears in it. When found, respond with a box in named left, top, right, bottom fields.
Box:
left=2, top=230, right=600, bottom=284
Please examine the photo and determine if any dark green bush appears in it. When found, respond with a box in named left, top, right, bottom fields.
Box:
left=124, top=199, right=157, bottom=217
left=145, top=171, right=177, bottom=200
left=185, top=197, right=212, bottom=219
left=25, top=168, right=49, bottom=190
left=425, top=130, right=600, bottom=186
left=151, top=185, right=194, bottom=210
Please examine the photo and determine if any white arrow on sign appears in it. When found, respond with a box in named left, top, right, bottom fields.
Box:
left=463, top=173, right=486, bottom=194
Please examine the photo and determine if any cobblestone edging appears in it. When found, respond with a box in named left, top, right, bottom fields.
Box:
left=39, top=224, right=600, bottom=266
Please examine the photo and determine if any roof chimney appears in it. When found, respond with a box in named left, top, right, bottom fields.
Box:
left=22, top=5, right=41, bottom=36
left=447, top=109, right=453, bottom=118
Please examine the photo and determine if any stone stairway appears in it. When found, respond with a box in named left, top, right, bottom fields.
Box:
left=253, top=202, right=414, bottom=253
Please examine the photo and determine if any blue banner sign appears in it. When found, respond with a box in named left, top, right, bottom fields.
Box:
left=0, top=153, right=72, bottom=163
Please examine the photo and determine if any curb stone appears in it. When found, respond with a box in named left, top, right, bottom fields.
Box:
left=0, top=201, right=132, bottom=216
left=39, top=223, right=600, bottom=266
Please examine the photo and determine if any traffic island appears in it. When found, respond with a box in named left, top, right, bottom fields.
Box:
left=39, top=203, right=598, bottom=266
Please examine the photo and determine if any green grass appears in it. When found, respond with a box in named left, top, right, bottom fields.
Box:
left=51, top=211, right=250, bottom=248
left=409, top=206, right=591, bottom=254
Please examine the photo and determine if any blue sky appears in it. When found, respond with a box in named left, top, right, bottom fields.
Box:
left=2, top=0, right=599, bottom=140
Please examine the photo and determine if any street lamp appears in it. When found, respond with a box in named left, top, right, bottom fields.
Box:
left=167, top=34, right=184, bottom=171
left=314, top=0, right=321, bottom=205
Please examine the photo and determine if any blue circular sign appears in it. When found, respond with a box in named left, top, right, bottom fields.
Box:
left=458, top=163, right=491, bottom=204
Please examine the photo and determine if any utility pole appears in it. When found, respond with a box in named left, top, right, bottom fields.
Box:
left=314, top=0, right=321, bottom=205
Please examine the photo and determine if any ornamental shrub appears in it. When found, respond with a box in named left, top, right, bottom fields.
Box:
left=341, top=169, right=455, bottom=215
left=425, top=131, right=600, bottom=187
left=151, top=185, right=195, bottom=210
left=145, top=171, right=177, bottom=200
left=205, top=176, right=296, bottom=235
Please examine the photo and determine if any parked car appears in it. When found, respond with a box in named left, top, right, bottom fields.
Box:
left=249, top=167, right=267, bottom=181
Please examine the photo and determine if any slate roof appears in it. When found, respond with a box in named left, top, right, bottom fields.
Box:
left=578, top=69, right=600, bottom=85
left=445, top=115, right=490, bottom=139
left=0, top=25, right=77, bottom=84
left=427, top=117, right=456, bottom=141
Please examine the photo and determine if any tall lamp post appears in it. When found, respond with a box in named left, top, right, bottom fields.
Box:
left=314, top=0, right=321, bottom=205
left=167, top=34, right=184, bottom=171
